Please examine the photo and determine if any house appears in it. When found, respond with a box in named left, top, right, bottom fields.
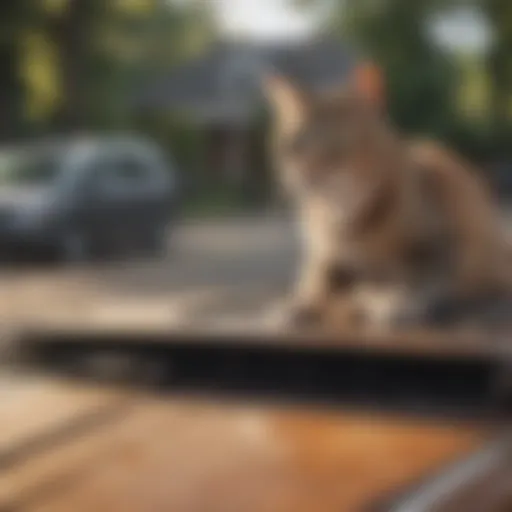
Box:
left=135, top=38, right=356, bottom=196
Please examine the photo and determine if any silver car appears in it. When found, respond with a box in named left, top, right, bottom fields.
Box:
left=0, top=135, right=179, bottom=262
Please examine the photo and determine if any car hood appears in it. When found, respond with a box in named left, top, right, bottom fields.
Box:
left=0, top=185, right=52, bottom=209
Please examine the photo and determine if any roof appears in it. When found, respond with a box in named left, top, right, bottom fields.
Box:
left=134, top=38, right=357, bottom=123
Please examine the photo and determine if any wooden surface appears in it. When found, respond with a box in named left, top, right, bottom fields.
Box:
left=0, top=372, right=127, bottom=465
left=1, top=372, right=494, bottom=512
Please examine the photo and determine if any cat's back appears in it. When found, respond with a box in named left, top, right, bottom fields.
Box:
left=407, top=139, right=496, bottom=213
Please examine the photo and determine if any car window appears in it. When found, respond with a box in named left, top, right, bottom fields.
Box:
left=108, top=157, right=150, bottom=184
left=93, top=153, right=158, bottom=195
left=0, top=147, right=62, bottom=185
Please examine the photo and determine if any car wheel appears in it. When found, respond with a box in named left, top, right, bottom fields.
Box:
left=59, top=229, right=93, bottom=264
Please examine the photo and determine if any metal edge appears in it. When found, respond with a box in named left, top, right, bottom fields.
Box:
left=378, top=434, right=511, bottom=512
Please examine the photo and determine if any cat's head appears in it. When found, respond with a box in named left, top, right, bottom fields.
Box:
left=264, top=63, right=391, bottom=215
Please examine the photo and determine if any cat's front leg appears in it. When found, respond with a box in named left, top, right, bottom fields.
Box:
left=265, top=255, right=337, bottom=329
left=357, top=282, right=456, bottom=330
left=266, top=258, right=360, bottom=329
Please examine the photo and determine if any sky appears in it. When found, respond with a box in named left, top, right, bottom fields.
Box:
left=215, top=0, right=317, bottom=41
left=214, top=0, right=492, bottom=53
left=430, top=7, right=492, bottom=53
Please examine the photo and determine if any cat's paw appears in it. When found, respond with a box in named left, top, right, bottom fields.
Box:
left=262, top=298, right=322, bottom=330
left=361, top=301, right=428, bottom=331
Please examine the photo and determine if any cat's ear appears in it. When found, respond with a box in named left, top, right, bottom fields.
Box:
left=262, top=73, right=309, bottom=129
left=350, top=62, right=386, bottom=110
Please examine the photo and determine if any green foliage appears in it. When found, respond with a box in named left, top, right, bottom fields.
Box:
left=0, top=0, right=216, bottom=135
left=483, top=0, right=512, bottom=156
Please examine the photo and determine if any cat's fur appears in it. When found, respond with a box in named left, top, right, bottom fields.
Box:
left=264, top=67, right=512, bottom=329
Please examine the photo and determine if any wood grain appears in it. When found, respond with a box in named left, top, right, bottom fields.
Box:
left=2, top=382, right=491, bottom=512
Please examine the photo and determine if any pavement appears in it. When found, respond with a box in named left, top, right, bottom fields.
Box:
left=0, top=214, right=300, bottom=330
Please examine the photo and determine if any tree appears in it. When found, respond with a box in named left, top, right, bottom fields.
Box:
left=30, top=0, right=216, bottom=132
left=46, top=0, right=105, bottom=130
left=0, top=1, right=47, bottom=139
left=483, top=0, right=512, bottom=155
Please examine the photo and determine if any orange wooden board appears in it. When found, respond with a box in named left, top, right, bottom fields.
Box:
left=3, top=387, right=492, bottom=512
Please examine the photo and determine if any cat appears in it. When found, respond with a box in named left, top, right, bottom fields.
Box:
left=264, top=63, right=512, bottom=330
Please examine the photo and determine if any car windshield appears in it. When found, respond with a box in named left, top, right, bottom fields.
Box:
left=0, top=147, right=62, bottom=185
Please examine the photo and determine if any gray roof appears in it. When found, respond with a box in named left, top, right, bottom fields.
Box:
left=135, top=39, right=357, bottom=123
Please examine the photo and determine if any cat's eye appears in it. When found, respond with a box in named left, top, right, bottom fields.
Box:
left=283, top=118, right=351, bottom=158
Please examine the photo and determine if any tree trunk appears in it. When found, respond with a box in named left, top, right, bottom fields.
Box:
left=486, top=0, right=512, bottom=158
left=0, top=2, right=31, bottom=141
left=0, top=44, right=24, bottom=141
left=52, top=0, right=96, bottom=132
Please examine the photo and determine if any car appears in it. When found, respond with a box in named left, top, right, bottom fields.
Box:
left=0, top=135, right=179, bottom=262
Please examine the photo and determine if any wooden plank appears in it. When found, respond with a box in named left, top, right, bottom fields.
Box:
left=1, top=400, right=150, bottom=510
left=0, top=372, right=129, bottom=467
left=3, top=396, right=492, bottom=512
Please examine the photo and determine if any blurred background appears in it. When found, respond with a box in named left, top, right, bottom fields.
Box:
left=0, top=0, right=511, bottom=328
left=3, top=0, right=512, bottom=208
